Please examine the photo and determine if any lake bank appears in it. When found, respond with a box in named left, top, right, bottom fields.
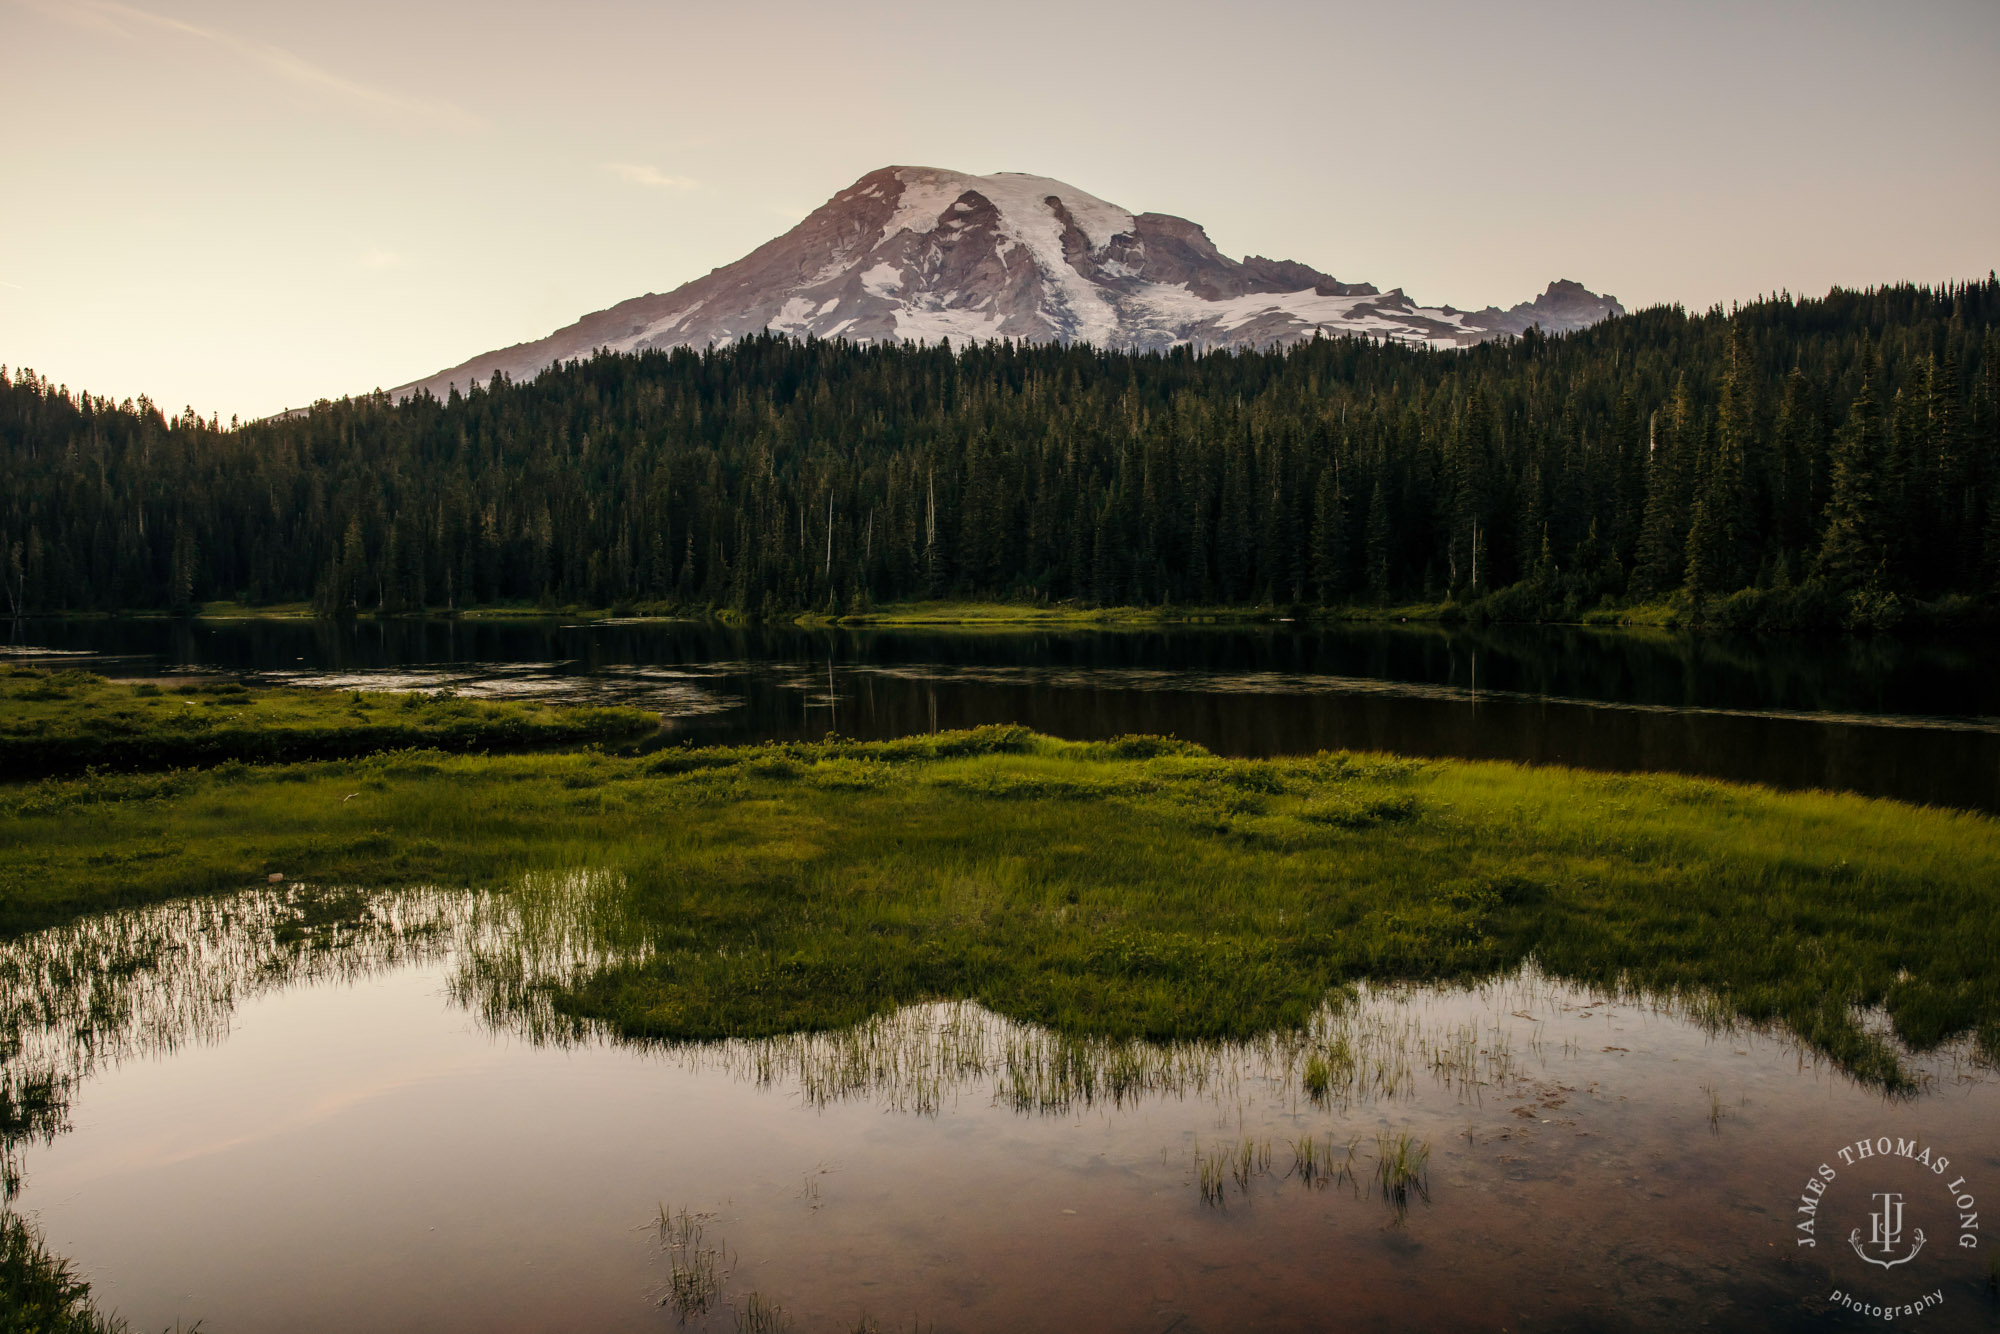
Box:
left=11, top=582, right=1993, bottom=637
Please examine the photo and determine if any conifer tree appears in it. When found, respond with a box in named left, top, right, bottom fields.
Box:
left=1632, top=380, right=1696, bottom=596
left=1770, top=369, right=1818, bottom=556
left=1309, top=462, right=1349, bottom=604
left=1685, top=327, right=1755, bottom=598
left=1364, top=476, right=1391, bottom=603
left=1818, top=369, right=1889, bottom=589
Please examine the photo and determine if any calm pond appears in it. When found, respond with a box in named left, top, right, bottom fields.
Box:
left=6, top=884, right=1997, bottom=1332
left=11, top=616, right=2000, bottom=811
left=8, top=620, right=2000, bottom=1329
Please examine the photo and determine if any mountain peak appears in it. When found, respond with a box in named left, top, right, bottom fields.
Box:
left=390, top=166, right=1623, bottom=400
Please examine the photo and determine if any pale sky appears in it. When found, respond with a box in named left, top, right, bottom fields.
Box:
left=3, top=0, right=1996, bottom=420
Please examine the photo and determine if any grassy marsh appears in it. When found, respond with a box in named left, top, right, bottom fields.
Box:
left=0, top=867, right=1994, bottom=1330
left=2, top=727, right=1996, bottom=1087
left=0, top=665, right=656, bottom=778
left=818, top=601, right=1281, bottom=628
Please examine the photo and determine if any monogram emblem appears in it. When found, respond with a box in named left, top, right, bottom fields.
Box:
left=1849, top=1191, right=1926, bottom=1269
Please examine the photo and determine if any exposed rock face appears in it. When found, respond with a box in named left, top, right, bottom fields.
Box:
left=391, top=166, right=1623, bottom=400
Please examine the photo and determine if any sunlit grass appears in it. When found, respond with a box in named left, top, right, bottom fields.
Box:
left=818, top=600, right=1281, bottom=628
left=3, top=727, right=1996, bottom=1087
left=0, top=665, right=655, bottom=778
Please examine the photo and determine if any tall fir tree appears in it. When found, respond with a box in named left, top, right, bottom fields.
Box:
left=1632, top=378, right=1696, bottom=596
left=1817, top=363, right=1889, bottom=590
left=1684, top=324, right=1754, bottom=598
left=1308, top=461, right=1349, bottom=604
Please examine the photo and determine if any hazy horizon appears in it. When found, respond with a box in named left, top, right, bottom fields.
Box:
left=4, top=0, right=1996, bottom=420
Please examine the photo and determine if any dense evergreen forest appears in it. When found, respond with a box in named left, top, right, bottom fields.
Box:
left=4, top=280, right=1998, bottom=630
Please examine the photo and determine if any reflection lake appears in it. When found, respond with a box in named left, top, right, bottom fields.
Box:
left=11, top=615, right=2000, bottom=810
left=6, top=618, right=2000, bottom=1329
left=6, top=884, right=1998, bottom=1332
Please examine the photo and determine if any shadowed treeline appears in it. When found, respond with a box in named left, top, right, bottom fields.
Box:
left=3, top=281, right=1997, bottom=628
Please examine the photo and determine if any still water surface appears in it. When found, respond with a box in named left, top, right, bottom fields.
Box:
left=12, top=617, right=2000, bottom=810
left=5, top=886, right=1997, bottom=1332
left=10, top=620, right=1999, bottom=1326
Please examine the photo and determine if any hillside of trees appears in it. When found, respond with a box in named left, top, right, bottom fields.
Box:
left=4, top=280, right=1998, bottom=631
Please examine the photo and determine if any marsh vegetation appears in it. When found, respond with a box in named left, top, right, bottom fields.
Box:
left=0, top=664, right=654, bottom=778
left=1, top=688, right=1997, bottom=1327
left=4, top=726, right=1995, bottom=1086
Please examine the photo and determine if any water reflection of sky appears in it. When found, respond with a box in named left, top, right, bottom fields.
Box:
left=7, top=886, right=1996, bottom=1333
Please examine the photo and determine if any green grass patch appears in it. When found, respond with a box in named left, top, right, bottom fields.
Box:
left=2, top=727, right=1994, bottom=1087
left=194, top=599, right=317, bottom=619
left=0, top=665, right=657, bottom=778
left=823, top=600, right=1283, bottom=628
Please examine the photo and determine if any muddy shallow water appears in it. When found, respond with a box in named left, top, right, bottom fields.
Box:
left=4, top=888, right=1996, bottom=1332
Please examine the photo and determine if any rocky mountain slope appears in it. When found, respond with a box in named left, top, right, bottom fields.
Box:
left=391, top=166, right=1623, bottom=400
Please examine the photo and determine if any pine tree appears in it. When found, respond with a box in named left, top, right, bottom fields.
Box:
left=1308, top=462, right=1349, bottom=604
left=1921, top=352, right=1972, bottom=587
left=1632, top=380, right=1696, bottom=597
left=1364, top=475, right=1390, bottom=603
left=1442, top=389, right=1494, bottom=595
left=1685, top=324, right=1753, bottom=599
left=1818, top=371, right=1888, bottom=589
left=923, top=469, right=945, bottom=598
left=1980, top=330, right=2000, bottom=592
left=1770, top=369, right=1818, bottom=556
left=340, top=515, right=368, bottom=612
left=1610, top=388, right=1647, bottom=568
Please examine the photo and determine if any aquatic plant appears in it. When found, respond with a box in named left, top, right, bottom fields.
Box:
left=657, top=1205, right=729, bottom=1324
left=1288, top=1133, right=1322, bottom=1188
left=666, top=1246, right=721, bottom=1322
left=849, top=1317, right=934, bottom=1334
left=1301, top=1052, right=1331, bottom=1103
left=1374, top=1131, right=1431, bottom=1219
left=1284, top=1131, right=1361, bottom=1194
left=1231, top=1137, right=1271, bottom=1193
left=1701, top=1081, right=1724, bottom=1131
left=1195, top=1144, right=1229, bottom=1208
left=734, top=1291, right=790, bottom=1334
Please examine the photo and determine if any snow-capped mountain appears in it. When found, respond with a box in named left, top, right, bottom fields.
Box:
left=391, top=166, right=1623, bottom=399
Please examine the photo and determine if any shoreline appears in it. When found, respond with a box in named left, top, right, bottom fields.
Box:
left=8, top=593, right=1992, bottom=638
